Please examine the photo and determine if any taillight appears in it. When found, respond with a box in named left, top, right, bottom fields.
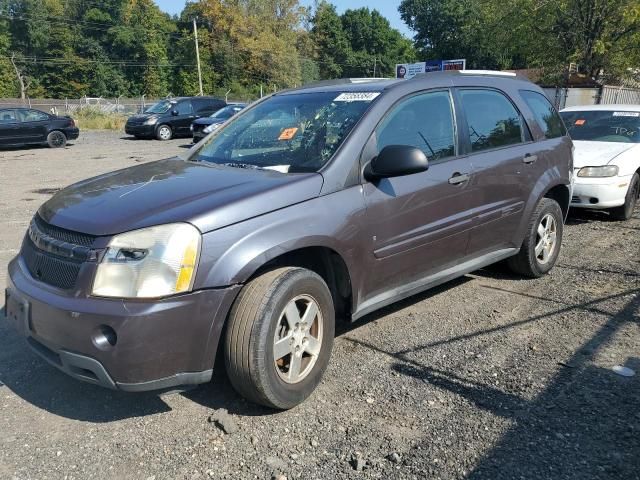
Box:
left=68, top=118, right=75, bottom=127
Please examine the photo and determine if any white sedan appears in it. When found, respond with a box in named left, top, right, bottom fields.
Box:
left=560, top=104, right=640, bottom=220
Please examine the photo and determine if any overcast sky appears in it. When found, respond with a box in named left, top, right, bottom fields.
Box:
left=153, top=0, right=413, bottom=37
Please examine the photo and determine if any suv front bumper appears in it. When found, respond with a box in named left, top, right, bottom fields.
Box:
left=5, top=257, right=240, bottom=391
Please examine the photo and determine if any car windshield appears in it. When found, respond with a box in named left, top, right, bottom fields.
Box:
left=145, top=100, right=173, bottom=114
left=189, top=91, right=379, bottom=173
left=211, top=106, right=243, bottom=119
left=560, top=110, right=640, bottom=143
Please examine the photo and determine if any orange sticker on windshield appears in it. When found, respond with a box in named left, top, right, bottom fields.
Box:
left=575, top=119, right=586, bottom=125
left=278, top=127, right=298, bottom=141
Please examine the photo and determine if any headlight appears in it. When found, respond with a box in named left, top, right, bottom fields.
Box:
left=143, top=117, right=158, bottom=125
left=577, top=165, right=619, bottom=177
left=92, top=223, right=201, bottom=299
left=203, top=124, right=219, bottom=134
left=190, top=124, right=194, bottom=132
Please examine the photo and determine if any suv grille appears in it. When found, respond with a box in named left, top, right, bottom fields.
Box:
left=21, top=216, right=97, bottom=289
left=33, top=214, right=95, bottom=247
left=22, top=237, right=83, bottom=289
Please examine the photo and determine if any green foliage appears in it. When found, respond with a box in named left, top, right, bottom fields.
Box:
left=399, top=0, right=640, bottom=82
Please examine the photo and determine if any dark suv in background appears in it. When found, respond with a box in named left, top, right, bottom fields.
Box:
left=5, top=71, right=573, bottom=409
left=125, top=96, right=226, bottom=140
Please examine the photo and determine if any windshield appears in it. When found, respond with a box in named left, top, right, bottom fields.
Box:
left=211, top=105, right=243, bottom=120
left=190, top=91, right=379, bottom=173
left=145, top=100, right=173, bottom=114
left=560, top=110, right=640, bottom=143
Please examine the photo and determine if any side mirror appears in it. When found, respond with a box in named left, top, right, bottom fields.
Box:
left=364, top=145, right=429, bottom=181
left=171, top=109, right=179, bottom=116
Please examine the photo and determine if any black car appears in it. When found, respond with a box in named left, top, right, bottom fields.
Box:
left=191, top=104, right=246, bottom=143
left=0, top=108, right=79, bottom=148
left=125, top=96, right=226, bottom=140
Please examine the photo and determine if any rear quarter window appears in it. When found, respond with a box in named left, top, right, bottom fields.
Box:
left=520, top=90, right=566, bottom=139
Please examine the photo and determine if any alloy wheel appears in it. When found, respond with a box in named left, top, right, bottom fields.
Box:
left=535, top=213, right=557, bottom=265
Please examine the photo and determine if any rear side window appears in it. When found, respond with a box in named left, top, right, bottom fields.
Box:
left=20, top=110, right=49, bottom=122
left=520, top=90, right=566, bottom=138
left=176, top=101, right=193, bottom=115
left=375, top=90, right=456, bottom=161
left=193, top=98, right=225, bottom=115
left=459, top=89, right=523, bottom=152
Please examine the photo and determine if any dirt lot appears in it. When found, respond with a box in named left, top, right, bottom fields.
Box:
left=0, top=131, right=638, bottom=480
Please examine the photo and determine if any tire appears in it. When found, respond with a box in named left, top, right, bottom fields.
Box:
left=507, top=197, right=563, bottom=278
left=224, top=267, right=335, bottom=410
left=47, top=130, right=67, bottom=148
left=609, top=173, right=639, bottom=221
left=156, top=124, right=172, bottom=141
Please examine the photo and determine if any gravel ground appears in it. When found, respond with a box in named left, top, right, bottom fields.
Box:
left=0, top=131, right=638, bottom=480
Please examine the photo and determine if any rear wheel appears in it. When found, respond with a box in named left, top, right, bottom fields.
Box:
left=609, top=173, right=639, bottom=221
left=156, top=124, right=172, bottom=141
left=507, top=197, right=563, bottom=278
left=224, top=267, right=335, bottom=410
left=47, top=130, right=67, bottom=148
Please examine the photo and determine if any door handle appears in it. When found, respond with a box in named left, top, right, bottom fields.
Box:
left=523, top=153, right=538, bottom=164
left=449, top=172, right=470, bottom=185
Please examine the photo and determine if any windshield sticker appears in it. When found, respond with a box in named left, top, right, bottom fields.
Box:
left=334, top=92, right=380, bottom=102
left=278, top=127, right=299, bottom=141
left=575, top=119, right=586, bottom=126
left=612, top=111, right=640, bottom=117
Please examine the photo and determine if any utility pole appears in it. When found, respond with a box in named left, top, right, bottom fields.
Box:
left=193, top=18, right=204, bottom=96
left=373, top=57, right=377, bottom=77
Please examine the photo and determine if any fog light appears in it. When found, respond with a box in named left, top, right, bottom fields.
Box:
left=92, top=325, right=117, bottom=350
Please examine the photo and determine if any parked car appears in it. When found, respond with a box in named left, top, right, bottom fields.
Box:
left=560, top=104, right=640, bottom=220
left=0, top=108, right=79, bottom=148
left=191, top=104, right=246, bottom=143
left=125, top=96, right=226, bottom=140
left=5, top=71, right=573, bottom=409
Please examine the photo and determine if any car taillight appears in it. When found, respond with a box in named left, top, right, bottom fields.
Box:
left=68, top=118, right=75, bottom=127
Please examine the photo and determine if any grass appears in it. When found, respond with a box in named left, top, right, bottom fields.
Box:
left=72, top=108, right=128, bottom=130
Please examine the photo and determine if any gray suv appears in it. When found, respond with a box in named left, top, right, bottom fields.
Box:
left=5, top=71, right=573, bottom=409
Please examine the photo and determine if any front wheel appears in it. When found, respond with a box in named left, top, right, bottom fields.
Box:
left=609, top=173, right=639, bottom=221
left=156, top=124, right=172, bottom=141
left=224, top=267, right=335, bottom=410
left=47, top=130, right=67, bottom=148
left=507, top=197, right=563, bottom=278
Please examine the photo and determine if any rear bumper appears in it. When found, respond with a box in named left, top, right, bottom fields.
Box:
left=570, top=175, right=632, bottom=209
left=64, top=128, right=80, bottom=140
left=125, top=123, right=155, bottom=137
left=5, top=256, right=241, bottom=391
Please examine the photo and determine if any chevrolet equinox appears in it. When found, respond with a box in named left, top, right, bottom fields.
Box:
left=5, top=71, right=573, bottom=409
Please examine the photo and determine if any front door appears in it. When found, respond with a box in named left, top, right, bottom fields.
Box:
left=0, top=109, right=20, bottom=145
left=172, top=100, right=196, bottom=135
left=360, top=90, right=475, bottom=308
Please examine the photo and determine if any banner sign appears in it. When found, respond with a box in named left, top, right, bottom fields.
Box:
left=396, top=59, right=467, bottom=78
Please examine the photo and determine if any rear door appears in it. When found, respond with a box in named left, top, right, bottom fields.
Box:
left=16, top=109, right=51, bottom=143
left=361, top=90, right=475, bottom=304
left=455, top=88, right=533, bottom=255
left=0, top=109, right=20, bottom=145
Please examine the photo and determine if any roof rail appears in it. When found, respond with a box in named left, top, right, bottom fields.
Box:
left=301, top=78, right=392, bottom=88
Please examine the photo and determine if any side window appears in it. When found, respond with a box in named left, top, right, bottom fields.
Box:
left=459, top=89, right=523, bottom=152
left=520, top=90, right=566, bottom=139
left=0, top=109, right=18, bottom=123
left=176, top=101, right=193, bottom=115
left=21, top=110, right=49, bottom=122
left=375, top=91, right=456, bottom=161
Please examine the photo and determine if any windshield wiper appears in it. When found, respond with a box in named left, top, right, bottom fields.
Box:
left=223, top=162, right=265, bottom=170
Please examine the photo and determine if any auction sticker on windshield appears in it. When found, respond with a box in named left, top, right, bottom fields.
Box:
left=278, top=128, right=299, bottom=141
left=334, top=92, right=380, bottom=102
left=612, top=112, right=640, bottom=117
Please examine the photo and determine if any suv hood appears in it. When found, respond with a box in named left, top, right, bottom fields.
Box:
left=572, top=140, right=635, bottom=168
left=39, top=158, right=323, bottom=236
